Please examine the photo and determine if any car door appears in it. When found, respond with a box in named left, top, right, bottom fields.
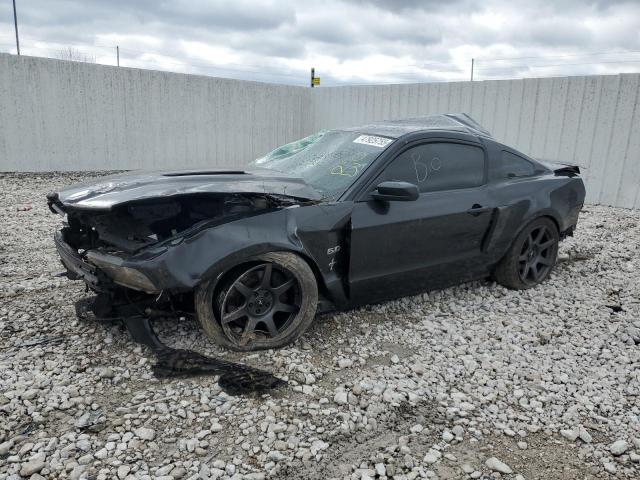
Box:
left=348, top=139, right=495, bottom=304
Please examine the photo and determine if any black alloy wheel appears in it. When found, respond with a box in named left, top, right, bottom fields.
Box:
left=219, top=263, right=300, bottom=344
left=495, top=217, right=560, bottom=290
left=195, top=252, right=318, bottom=351
left=517, top=224, right=557, bottom=285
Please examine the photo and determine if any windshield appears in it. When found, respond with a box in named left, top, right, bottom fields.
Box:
left=250, top=130, right=393, bottom=200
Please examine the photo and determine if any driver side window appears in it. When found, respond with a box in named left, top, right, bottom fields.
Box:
left=376, top=142, right=485, bottom=193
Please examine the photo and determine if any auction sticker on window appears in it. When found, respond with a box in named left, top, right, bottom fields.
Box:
left=353, top=134, right=393, bottom=148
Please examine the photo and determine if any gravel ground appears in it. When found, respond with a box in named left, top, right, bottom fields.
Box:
left=1, top=172, right=639, bottom=480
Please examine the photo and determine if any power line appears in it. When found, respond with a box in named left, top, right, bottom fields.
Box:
left=320, top=76, right=470, bottom=87
left=0, top=42, right=308, bottom=83
left=118, top=47, right=299, bottom=77
left=0, top=36, right=469, bottom=79
left=386, top=69, right=465, bottom=77
left=476, top=59, right=640, bottom=73
left=405, top=60, right=464, bottom=69
left=118, top=46, right=285, bottom=71
left=3, top=34, right=640, bottom=67
left=478, top=49, right=640, bottom=62
left=2, top=37, right=640, bottom=85
left=0, top=38, right=306, bottom=80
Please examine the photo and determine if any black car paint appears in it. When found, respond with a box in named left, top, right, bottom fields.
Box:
left=50, top=120, right=585, bottom=313
left=50, top=167, right=322, bottom=210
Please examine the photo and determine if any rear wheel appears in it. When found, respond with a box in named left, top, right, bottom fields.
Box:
left=495, top=217, right=559, bottom=289
left=195, top=252, right=318, bottom=351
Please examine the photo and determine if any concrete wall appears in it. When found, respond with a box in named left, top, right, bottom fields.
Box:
left=1, top=53, right=639, bottom=208
left=0, top=53, right=311, bottom=171
left=310, top=76, right=640, bottom=208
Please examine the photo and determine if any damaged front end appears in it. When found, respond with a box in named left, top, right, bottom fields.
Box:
left=48, top=167, right=321, bottom=294
left=48, top=170, right=322, bottom=393
left=49, top=191, right=292, bottom=294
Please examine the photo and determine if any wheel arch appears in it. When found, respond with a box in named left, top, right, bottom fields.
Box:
left=493, top=213, right=561, bottom=289
left=531, top=212, right=561, bottom=235
left=512, top=211, right=561, bottom=247
left=196, top=245, right=329, bottom=309
left=194, top=247, right=321, bottom=351
left=493, top=212, right=561, bottom=270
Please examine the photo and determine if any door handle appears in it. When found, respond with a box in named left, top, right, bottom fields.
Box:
left=466, top=204, right=491, bottom=216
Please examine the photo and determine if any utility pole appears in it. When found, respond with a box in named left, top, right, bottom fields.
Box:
left=116, top=46, right=120, bottom=66
left=12, top=0, right=20, bottom=55
left=470, top=58, right=474, bottom=81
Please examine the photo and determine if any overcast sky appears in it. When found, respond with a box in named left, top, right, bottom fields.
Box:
left=1, top=0, right=640, bottom=86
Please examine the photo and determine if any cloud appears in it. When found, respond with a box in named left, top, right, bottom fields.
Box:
left=16, top=0, right=294, bottom=32
left=341, top=0, right=472, bottom=11
left=1, top=0, right=639, bottom=85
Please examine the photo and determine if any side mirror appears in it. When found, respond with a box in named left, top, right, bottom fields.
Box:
left=371, top=181, right=419, bottom=202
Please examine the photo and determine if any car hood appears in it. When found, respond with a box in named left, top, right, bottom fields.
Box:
left=49, top=167, right=323, bottom=210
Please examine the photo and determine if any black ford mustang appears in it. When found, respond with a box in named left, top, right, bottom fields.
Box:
left=49, top=114, right=585, bottom=351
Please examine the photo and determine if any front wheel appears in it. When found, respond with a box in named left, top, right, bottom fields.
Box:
left=195, top=252, right=318, bottom=351
left=495, top=217, right=559, bottom=289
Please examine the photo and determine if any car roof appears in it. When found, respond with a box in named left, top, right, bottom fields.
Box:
left=341, top=113, right=493, bottom=140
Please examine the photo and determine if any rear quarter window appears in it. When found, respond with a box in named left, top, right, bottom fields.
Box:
left=492, top=151, right=536, bottom=180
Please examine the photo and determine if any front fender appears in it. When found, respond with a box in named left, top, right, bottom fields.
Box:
left=131, top=209, right=310, bottom=292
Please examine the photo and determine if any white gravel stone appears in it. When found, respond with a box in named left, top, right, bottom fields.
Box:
left=210, top=422, right=223, bottom=432
left=578, top=426, right=593, bottom=444
left=310, top=440, right=329, bottom=455
left=423, top=449, right=441, bottom=464
left=485, top=457, right=513, bottom=474
left=19, top=453, right=46, bottom=477
left=461, top=464, right=474, bottom=474
left=117, top=465, right=131, bottom=479
left=334, top=390, right=348, bottom=405
left=134, top=427, right=155, bottom=441
left=609, top=440, right=628, bottom=456
left=0, top=440, right=13, bottom=455
left=337, top=358, right=353, bottom=368
left=560, top=429, right=579, bottom=442
left=442, top=430, right=454, bottom=442
left=267, top=450, right=285, bottom=461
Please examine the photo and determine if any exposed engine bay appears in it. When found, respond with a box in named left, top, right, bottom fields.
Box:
left=54, top=193, right=296, bottom=254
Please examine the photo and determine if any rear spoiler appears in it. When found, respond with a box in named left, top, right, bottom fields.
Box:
left=537, top=160, right=581, bottom=178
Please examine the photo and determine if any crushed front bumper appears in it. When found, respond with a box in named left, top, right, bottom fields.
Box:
left=54, top=230, right=158, bottom=293
left=54, top=230, right=105, bottom=290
